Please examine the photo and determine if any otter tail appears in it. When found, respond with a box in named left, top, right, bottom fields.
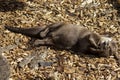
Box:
left=5, top=26, right=43, bottom=39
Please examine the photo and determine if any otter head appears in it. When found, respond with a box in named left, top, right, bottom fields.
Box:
left=97, top=37, right=118, bottom=57
left=89, top=33, right=118, bottom=57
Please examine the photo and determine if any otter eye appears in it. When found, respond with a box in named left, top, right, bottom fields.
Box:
left=102, top=42, right=107, bottom=49
left=103, top=41, right=106, bottom=45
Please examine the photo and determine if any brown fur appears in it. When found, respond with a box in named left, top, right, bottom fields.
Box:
left=5, top=22, right=119, bottom=64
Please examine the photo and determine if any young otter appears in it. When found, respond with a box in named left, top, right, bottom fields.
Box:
left=5, top=22, right=119, bottom=63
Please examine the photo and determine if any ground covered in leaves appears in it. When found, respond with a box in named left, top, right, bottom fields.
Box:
left=0, top=0, right=120, bottom=80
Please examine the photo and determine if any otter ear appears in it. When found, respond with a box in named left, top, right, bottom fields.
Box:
left=88, top=33, right=101, bottom=48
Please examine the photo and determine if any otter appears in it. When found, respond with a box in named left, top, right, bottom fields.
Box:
left=4, top=22, right=119, bottom=64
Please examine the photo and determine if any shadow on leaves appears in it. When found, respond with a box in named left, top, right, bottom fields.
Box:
left=0, top=0, right=26, bottom=12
